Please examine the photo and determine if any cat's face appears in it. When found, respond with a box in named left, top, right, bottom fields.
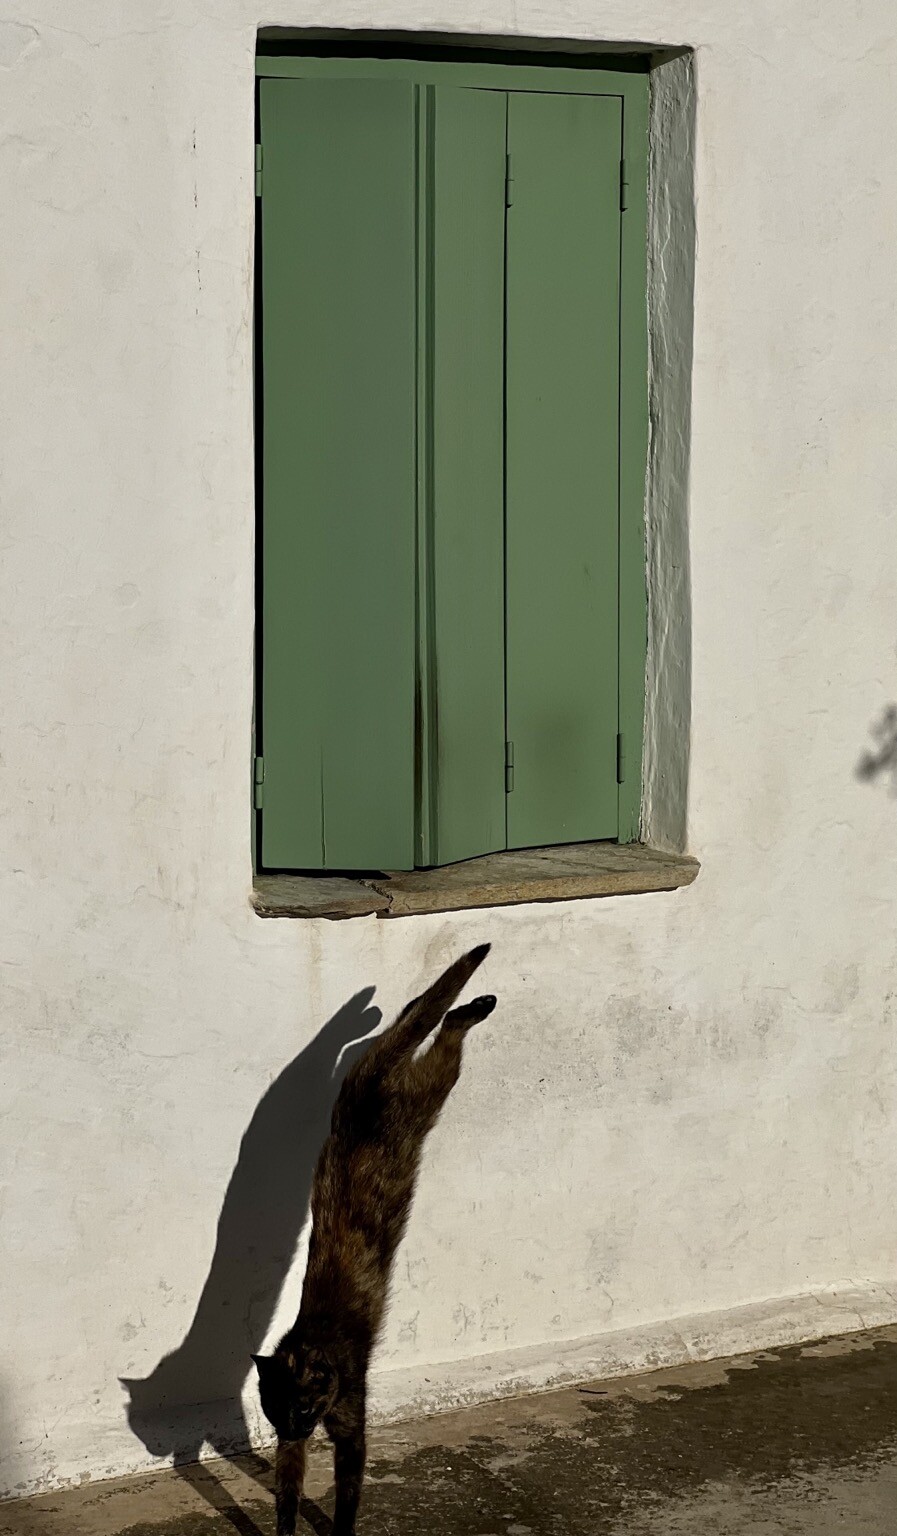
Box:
left=252, top=1347, right=338, bottom=1441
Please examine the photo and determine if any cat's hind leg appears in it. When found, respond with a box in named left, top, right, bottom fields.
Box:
left=443, top=995, right=497, bottom=1031
left=354, top=947, right=491, bottom=1084
left=400, top=994, right=496, bottom=1122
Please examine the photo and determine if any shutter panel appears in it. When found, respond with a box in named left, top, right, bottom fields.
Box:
left=423, top=86, right=508, bottom=865
left=504, top=93, right=622, bottom=849
left=259, top=78, right=417, bottom=870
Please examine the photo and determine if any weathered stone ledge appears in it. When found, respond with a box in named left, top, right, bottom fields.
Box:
left=252, top=841, right=699, bottom=920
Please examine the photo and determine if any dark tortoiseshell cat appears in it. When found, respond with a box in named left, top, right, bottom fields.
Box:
left=252, top=944, right=495, bottom=1536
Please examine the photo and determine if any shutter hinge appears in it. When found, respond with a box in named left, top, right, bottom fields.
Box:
left=505, top=153, right=514, bottom=208
left=255, top=144, right=263, bottom=198
left=616, top=733, right=626, bottom=785
left=505, top=740, right=515, bottom=794
left=619, top=157, right=628, bottom=212
left=253, top=755, right=265, bottom=809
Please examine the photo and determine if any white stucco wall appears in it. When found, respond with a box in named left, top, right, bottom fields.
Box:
left=2, top=1, right=897, bottom=1500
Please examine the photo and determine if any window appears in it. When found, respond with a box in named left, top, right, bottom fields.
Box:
left=255, top=52, right=648, bottom=875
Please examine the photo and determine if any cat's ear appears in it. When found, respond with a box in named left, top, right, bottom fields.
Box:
left=250, top=1354, right=271, bottom=1375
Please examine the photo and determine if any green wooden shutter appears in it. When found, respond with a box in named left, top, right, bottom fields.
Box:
left=257, top=63, right=644, bottom=874
left=421, top=86, right=508, bottom=866
left=504, top=93, right=623, bottom=849
left=259, top=78, right=417, bottom=870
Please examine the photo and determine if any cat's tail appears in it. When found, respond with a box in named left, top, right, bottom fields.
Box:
left=362, top=945, right=491, bottom=1069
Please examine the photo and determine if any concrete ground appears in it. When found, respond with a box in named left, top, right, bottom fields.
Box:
left=3, top=1325, right=896, bottom=1536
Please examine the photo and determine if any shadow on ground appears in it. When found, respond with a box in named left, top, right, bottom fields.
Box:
left=119, top=989, right=381, bottom=1530
left=352, top=1330, right=897, bottom=1534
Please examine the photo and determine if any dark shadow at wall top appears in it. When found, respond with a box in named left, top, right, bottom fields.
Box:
left=256, top=28, right=679, bottom=68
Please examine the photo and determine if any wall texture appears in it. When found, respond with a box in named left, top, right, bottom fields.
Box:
left=2, top=0, right=897, bottom=1499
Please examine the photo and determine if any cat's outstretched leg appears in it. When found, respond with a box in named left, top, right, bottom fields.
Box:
left=354, top=946, right=491, bottom=1083
left=400, top=994, right=497, bottom=1123
left=274, top=1438, right=306, bottom=1536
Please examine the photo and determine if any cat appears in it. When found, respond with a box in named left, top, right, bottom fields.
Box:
left=252, top=943, right=495, bottom=1536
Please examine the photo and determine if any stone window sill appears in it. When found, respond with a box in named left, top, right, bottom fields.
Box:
left=251, top=841, right=699, bottom=920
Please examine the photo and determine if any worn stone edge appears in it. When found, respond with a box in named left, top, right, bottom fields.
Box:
left=8, top=1279, right=894, bottom=1499
left=366, top=1278, right=897, bottom=1427
left=251, top=848, right=700, bottom=920
left=251, top=879, right=388, bottom=920
left=380, top=861, right=699, bottom=917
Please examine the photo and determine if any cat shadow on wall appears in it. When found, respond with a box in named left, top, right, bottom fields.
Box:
left=120, top=989, right=381, bottom=1479
left=856, top=703, right=897, bottom=794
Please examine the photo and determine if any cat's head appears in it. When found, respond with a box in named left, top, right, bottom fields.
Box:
left=251, top=1345, right=338, bottom=1441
